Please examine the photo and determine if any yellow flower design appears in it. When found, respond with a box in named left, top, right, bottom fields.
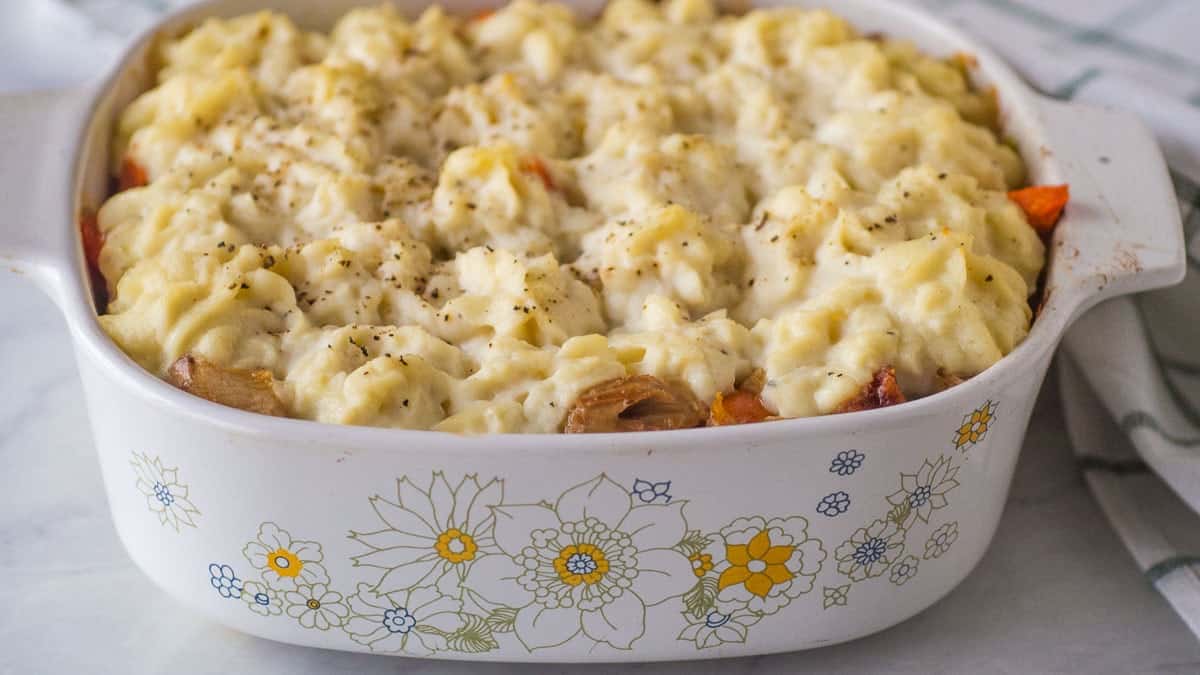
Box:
left=267, top=547, right=303, bottom=579
left=244, top=523, right=329, bottom=590
left=718, top=529, right=795, bottom=598
left=954, top=401, right=997, bottom=451
left=689, top=552, right=714, bottom=577
left=434, top=528, right=478, bottom=563
left=553, top=543, right=610, bottom=586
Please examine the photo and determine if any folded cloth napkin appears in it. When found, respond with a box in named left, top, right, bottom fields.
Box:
left=51, top=0, right=1200, bottom=637
left=930, top=0, right=1200, bottom=641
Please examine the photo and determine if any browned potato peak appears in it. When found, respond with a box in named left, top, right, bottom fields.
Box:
left=836, top=366, right=907, bottom=413
left=564, top=374, right=707, bottom=433
left=167, top=355, right=287, bottom=417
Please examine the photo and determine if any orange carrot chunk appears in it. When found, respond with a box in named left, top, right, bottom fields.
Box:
left=709, top=389, right=774, bottom=426
left=1008, top=184, right=1069, bottom=233
left=520, top=156, right=556, bottom=191
left=79, top=211, right=104, bottom=272
left=118, top=157, right=149, bottom=191
left=79, top=210, right=109, bottom=309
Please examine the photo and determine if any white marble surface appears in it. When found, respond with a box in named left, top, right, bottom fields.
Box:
left=2, top=2, right=1200, bottom=672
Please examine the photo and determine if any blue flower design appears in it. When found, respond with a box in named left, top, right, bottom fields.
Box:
left=704, top=611, right=731, bottom=628
left=852, top=537, right=887, bottom=566
left=208, top=563, right=243, bottom=600
left=631, top=478, right=672, bottom=503
left=566, top=551, right=600, bottom=575
left=152, top=481, right=175, bottom=507
left=816, top=491, right=851, bottom=517
left=908, top=484, right=932, bottom=508
left=829, top=450, right=865, bottom=476
left=383, top=607, right=417, bottom=634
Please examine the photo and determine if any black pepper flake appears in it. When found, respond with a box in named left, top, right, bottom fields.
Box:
left=938, top=172, right=947, bottom=180
left=985, top=274, right=994, bottom=282
left=884, top=215, right=897, bottom=224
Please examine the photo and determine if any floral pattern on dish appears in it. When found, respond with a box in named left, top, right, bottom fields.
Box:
left=243, top=522, right=329, bottom=591
left=194, top=402, right=997, bottom=655
left=348, top=473, right=504, bottom=598
left=829, top=450, right=866, bottom=476
left=954, top=401, right=998, bottom=451
left=462, top=475, right=696, bottom=651
left=130, top=451, right=200, bottom=531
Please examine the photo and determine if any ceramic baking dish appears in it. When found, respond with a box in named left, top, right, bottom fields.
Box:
left=0, top=0, right=1185, bottom=662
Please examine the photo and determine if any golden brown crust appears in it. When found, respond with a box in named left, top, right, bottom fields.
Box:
left=836, top=366, right=907, bottom=413
left=564, top=374, right=707, bottom=433
left=936, top=368, right=966, bottom=392
left=166, top=355, right=287, bottom=417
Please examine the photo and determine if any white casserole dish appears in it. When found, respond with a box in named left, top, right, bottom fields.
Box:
left=0, top=0, right=1185, bottom=662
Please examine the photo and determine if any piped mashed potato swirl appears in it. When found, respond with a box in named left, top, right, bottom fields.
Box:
left=96, top=0, right=1044, bottom=432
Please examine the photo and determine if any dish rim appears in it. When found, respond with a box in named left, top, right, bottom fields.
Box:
left=55, top=0, right=1088, bottom=449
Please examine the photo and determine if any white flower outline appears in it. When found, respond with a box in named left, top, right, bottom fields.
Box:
left=702, top=516, right=826, bottom=616
left=343, top=583, right=466, bottom=655
left=677, top=607, right=762, bottom=649
left=349, top=473, right=504, bottom=598
left=888, top=555, right=920, bottom=586
left=243, top=579, right=283, bottom=616
left=462, top=475, right=696, bottom=651
left=243, top=522, right=329, bottom=591
left=924, top=522, right=960, bottom=560
left=885, top=455, right=960, bottom=528
left=284, top=582, right=349, bottom=630
left=834, top=518, right=906, bottom=582
left=130, top=452, right=200, bottom=531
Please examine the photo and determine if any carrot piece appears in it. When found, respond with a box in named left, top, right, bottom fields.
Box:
left=471, top=8, right=496, bottom=21
left=836, top=366, right=907, bottom=413
left=79, top=210, right=109, bottom=310
left=709, top=389, right=773, bottom=426
left=520, top=156, right=556, bottom=191
left=79, top=210, right=104, bottom=272
left=1008, top=184, right=1069, bottom=233
left=118, top=157, right=149, bottom=191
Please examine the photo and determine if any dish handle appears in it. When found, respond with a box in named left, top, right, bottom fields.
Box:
left=1037, top=98, right=1186, bottom=320
left=0, top=88, right=83, bottom=296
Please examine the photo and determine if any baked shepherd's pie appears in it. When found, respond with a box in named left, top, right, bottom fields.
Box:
left=90, top=0, right=1057, bottom=432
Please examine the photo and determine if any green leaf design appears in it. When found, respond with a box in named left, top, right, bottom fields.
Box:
left=675, top=529, right=713, bottom=558
left=485, top=606, right=519, bottom=633
left=682, top=576, right=719, bottom=620
left=414, top=624, right=450, bottom=639
left=444, top=614, right=500, bottom=653
left=888, top=501, right=912, bottom=529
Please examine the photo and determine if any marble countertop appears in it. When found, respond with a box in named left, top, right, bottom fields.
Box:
left=2, top=2, right=1199, bottom=671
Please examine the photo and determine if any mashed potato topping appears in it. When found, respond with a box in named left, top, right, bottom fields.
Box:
left=96, top=0, right=1044, bottom=432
